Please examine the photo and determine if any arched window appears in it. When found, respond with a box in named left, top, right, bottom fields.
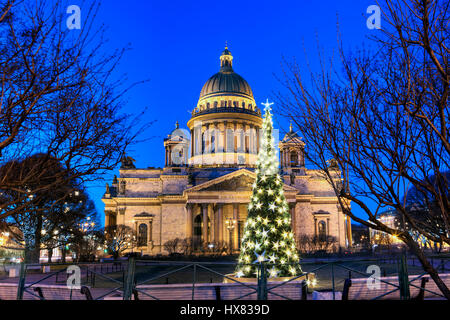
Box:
left=201, top=132, right=206, bottom=153
left=194, top=215, right=202, bottom=239
left=138, top=223, right=148, bottom=246
left=211, top=135, right=215, bottom=153
left=290, top=151, right=298, bottom=166
left=109, top=214, right=116, bottom=226
left=245, top=135, right=249, bottom=153
left=193, top=214, right=210, bottom=242
left=318, top=221, right=327, bottom=240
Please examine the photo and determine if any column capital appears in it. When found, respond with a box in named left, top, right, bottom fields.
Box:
left=201, top=203, right=209, bottom=209
left=185, top=203, right=194, bottom=210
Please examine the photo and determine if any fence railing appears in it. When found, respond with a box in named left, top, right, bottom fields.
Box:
left=0, top=254, right=448, bottom=300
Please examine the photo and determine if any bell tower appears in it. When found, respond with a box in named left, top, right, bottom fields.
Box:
left=279, top=123, right=305, bottom=177
left=164, top=121, right=190, bottom=168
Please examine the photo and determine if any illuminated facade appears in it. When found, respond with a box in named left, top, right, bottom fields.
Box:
left=102, top=47, right=352, bottom=255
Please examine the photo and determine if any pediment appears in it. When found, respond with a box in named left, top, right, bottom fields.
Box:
left=185, top=169, right=299, bottom=194
left=202, top=174, right=254, bottom=191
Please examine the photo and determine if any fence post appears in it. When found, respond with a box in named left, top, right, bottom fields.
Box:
left=257, top=263, right=267, bottom=300
left=16, top=263, right=26, bottom=300
left=331, top=263, right=336, bottom=300
left=123, top=257, right=136, bottom=300
left=398, top=252, right=410, bottom=300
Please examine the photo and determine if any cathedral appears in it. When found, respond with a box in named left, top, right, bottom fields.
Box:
left=102, top=46, right=352, bottom=255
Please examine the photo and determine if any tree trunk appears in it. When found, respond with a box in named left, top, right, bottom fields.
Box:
left=25, top=245, right=41, bottom=264
left=61, top=246, right=66, bottom=263
left=47, top=248, right=53, bottom=263
left=405, top=235, right=450, bottom=299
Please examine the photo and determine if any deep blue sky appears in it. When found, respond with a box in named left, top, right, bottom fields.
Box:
left=81, top=0, right=379, bottom=224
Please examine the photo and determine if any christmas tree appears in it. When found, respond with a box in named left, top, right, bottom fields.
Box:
left=235, top=100, right=301, bottom=278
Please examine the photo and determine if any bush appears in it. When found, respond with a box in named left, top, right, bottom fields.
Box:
left=163, top=238, right=182, bottom=255
left=297, top=235, right=337, bottom=254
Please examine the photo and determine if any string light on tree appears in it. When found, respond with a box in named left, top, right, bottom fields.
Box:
left=235, top=99, right=302, bottom=278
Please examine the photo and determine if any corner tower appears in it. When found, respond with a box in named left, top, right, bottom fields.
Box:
left=187, top=46, right=263, bottom=168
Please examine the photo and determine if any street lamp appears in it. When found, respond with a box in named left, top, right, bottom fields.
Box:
left=225, top=218, right=237, bottom=255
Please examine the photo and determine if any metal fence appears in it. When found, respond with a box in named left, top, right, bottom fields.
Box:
left=0, top=254, right=448, bottom=300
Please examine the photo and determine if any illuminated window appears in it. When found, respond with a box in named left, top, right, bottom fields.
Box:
left=138, top=224, right=148, bottom=246
left=318, top=221, right=327, bottom=240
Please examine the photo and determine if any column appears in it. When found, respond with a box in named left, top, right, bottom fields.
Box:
left=164, top=147, right=167, bottom=166
left=214, top=122, right=219, bottom=153
left=239, top=123, right=244, bottom=153
left=280, top=150, right=284, bottom=168
left=168, top=146, right=172, bottom=166
left=149, top=221, right=153, bottom=242
left=217, top=204, right=223, bottom=242
left=233, top=203, right=239, bottom=250
left=223, top=121, right=228, bottom=153
left=327, top=217, right=330, bottom=237
left=210, top=204, right=215, bottom=241
left=346, top=215, right=352, bottom=247
left=196, top=125, right=201, bottom=156
left=186, top=204, right=193, bottom=238
left=190, top=129, right=194, bottom=157
left=314, top=217, right=317, bottom=237
left=105, top=212, right=110, bottom=227
left=290, top=203, right=296, bottom=235
left=233, top=122, right=238, bottom=153
left=256, top=128, right=260, bottom=152
left=284, top=149, right=288, bottom=167
left=202, top=204, right=208, bottom=243
left=250, top=125, right=255, bottom=154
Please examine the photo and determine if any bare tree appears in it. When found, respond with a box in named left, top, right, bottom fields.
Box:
left=277, top=0, right=449, bottom=298
left=296, top=235, right=337, bottom=254
left=104, top=224, right=136, bottom=260
left=163, top=238, right=182, bottom=255
left=0, top=0, right=150, bottom=220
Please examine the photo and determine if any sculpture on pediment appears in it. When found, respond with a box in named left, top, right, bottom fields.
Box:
left=121, top=155, right=136, bottom=169
left=203, top=175, right=253, bottom=192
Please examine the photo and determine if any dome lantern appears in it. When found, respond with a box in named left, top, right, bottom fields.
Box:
left=220, top=43, right=233, bottom=73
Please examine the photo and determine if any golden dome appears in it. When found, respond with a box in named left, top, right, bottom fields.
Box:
left=199, top=72, right=253, bottom=100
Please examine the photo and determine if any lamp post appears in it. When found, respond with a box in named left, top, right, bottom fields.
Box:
left=225, top=218, right=237, bottom=255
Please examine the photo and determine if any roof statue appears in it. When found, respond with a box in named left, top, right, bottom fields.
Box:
left=120, top=154, right=136, bottom=169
